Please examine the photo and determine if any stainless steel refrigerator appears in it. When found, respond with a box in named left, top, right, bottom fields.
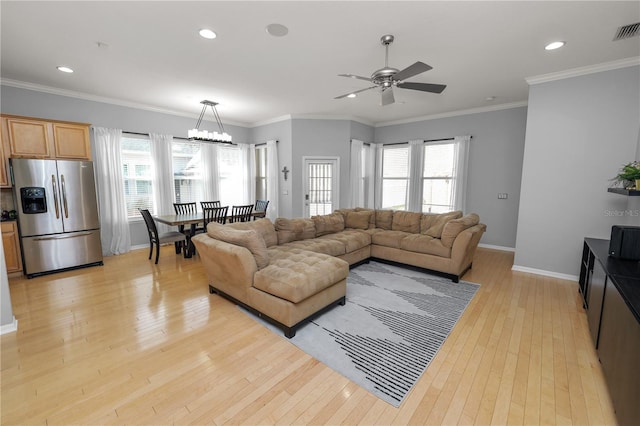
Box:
left=10, top=158, right=103, bottom=278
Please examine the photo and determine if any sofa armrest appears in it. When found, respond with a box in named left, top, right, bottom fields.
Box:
left=450, top=223, right=487, bottom=273
left=191, top=233, right=258, bottom=298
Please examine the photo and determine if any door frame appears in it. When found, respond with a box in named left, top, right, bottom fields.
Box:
left=302, top=156, right=340, bottom=218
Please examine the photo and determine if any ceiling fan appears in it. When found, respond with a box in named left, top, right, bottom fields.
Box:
left=335, top=34, right=446, bottom=106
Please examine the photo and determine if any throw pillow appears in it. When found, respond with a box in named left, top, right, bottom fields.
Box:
left=391, top=211, right=422, bottom=233
left=345, top=210, right=373, bottom=230
left=312, top=213, right=345, bottom=236
left=375, top=210, right=393, bottom=230
left=355, top=207, right=376, bottom=228
left=207, top=222, right=269, bottom=269
left=227, top=218, right=278, bottom=247
left=425, top=211, right=463, bottom=239
left=440, top=213, right=480, bottom=248
left=420, top=214, right=438, bottom=234
left=274, top=218, right=316, bottom=244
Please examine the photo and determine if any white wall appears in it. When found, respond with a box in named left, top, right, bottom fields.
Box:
left=375, top=106, right=528, bottom=249
left=514, top=65, right=640, bottom=278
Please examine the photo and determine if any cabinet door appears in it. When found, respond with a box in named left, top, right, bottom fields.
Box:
left=1, top=221, right=22, bottom=273
left=5, top=117, right=51, bottom=158
left=0, top=125, right=8, bottom=187
left=586, top=260, right=606, bottom=347
left=52, top=123, right=91, bottom=159
left=598, top=282, right=640, bottom=426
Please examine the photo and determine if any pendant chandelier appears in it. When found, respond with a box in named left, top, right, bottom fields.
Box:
left=187, top=100, right=233, bottom=143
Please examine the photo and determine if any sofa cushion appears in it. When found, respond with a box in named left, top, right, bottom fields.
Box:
left=275, top=217, right=316, bottom=244
left=334, top=208, right=355, bottom=223
left=391, top=211, right=422, bottom=233
left=355, top=208, right=376, bottom=228
left=280, top=238, right=346, bottom=257
left=207, top=222, right=269, bottom=269
left=371, top=230, right=412, bottom=249
left=312, top=213, right=345, bottom=236
left=254, top=250, right=348, bottom=303
left=227, top=218, right=278, bottom=248
left=400, top=234, right=452, bottom=257
left=441, top=213, right=480, bottom=248
left=345, top=211, right=373, bottom=230
left=424, top=211, right=463, bottom=238
left=420, top=214, right=437, bottom=234
left=375, top=210, right=393, bottom=230
left=318, top=229, right=371, bottom=253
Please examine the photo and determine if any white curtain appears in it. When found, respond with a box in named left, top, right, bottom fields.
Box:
left=266, top=140, right=279, bottom=220
left=149, top=133, right=175, bottom=233
left=364, top=143, right=376, bottom=209
left=406, top=139, right=425, bottom=212
left=238, top=143, right=254, bottom=205
left=201, top=142, right=219, bottom=203
left=373, top=143, right=384, bottom=209
left=452, top=135, right=471, bottom=212
left=92, top=127, right=131, bottom=255
left=349, top=139, right=364, bottom=208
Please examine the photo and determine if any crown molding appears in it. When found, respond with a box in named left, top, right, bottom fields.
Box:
left=249, top=114, right=293, bottom=128
left=0, top=78, right=251, bottom=128
left=288, top=114, right=375, bottom=128
left=375, top=101, right=529, bottom=128
left=526, top=56, right=640, bottom=85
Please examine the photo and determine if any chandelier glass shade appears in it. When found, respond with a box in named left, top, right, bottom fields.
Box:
left=188, top=100, right=233, bottom=143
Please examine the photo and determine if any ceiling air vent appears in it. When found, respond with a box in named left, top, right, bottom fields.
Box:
left=613, top=22, right=639, bottom=41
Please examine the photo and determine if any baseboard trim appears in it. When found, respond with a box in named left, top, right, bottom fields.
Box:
left=478, top=243, right=515, bottom=252
left=1, top=316, right=18, bottom=335
left=511, top=265, right=578, bottom=282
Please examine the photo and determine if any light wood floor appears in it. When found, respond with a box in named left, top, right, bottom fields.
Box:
left=2, top=247, right=616, bottom=425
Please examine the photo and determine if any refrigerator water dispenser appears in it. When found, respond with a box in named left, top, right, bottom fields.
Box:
left=20, top=187, right=47, bottom=214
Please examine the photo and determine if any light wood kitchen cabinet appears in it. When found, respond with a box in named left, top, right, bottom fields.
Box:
left=1, top=115, right=91, bottom=160
left=0, top=127, right=8, bottom=187
left=1, top=221, right=22, bottom=273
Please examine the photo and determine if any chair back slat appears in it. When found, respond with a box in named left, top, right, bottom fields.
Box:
left=139, top=209, right=159, bottom=242
left=231, top=204, right=254, bottom=222
left=173, top=202, right=197, bottom=214
left=200, top=201, right=221, bottom=210
left=203, top=206, right=228, bottom=227
left=255, top=199, right=269, bottom=213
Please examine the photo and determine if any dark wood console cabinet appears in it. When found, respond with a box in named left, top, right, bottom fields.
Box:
left=579, top=238, right=640, bottom=425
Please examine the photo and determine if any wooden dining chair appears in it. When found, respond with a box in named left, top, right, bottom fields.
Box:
left=230, top=204, right=254, bottom=223
left=173, top=202, right=203, bottom=233
left=200, top=201, right=221, bottom=210
left=139, top=209, right=187, bottom=264
left=253, top=199, right=269, bottom=220
left=203, top=206, right=229, bottom=228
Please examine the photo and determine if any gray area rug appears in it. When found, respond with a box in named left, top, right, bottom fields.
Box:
left=245, top=261, right=480, bottom=407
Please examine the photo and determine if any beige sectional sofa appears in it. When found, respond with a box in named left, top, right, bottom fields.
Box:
left=191, top=208, right=486, bottom=338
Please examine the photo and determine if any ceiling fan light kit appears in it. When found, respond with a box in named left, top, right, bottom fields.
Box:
left=335, top=34, right=446, bottom=106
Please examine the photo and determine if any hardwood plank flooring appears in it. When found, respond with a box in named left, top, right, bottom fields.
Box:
left=1, top=247, right=616, bottom=425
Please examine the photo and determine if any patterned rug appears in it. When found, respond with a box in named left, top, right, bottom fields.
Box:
left=246, top=260, right=479, bottom=407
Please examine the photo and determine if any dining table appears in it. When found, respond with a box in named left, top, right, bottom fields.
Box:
left=154, top=210, right=266, bottom=258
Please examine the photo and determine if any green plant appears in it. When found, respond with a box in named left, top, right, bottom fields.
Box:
left=612, top=160, right=640, bottom=186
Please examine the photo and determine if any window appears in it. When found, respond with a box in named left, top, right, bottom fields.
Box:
left=218, top=145, right=244, bottom=206
left=381, top=146, right=409, bottom=210
left=172, top=140, right=204, bottom=208
left=422, top=142, right=455, bottom=213
left=255, top=145, right=267, bottom=201
left=121, top=136, right=153, bottom=217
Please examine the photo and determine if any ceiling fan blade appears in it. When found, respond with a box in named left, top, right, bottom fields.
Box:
left=393, top=61, right=433, bottom=82
left=381, top=87, right=395, bottom=106
left=338, top=73, right=372, bottom=82
left=397, top=82, right=447, bottom=94
left=334, top=85, right=377, bottom=99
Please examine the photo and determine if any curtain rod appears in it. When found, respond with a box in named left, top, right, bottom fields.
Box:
left=354, top=136, right=471, bottom=146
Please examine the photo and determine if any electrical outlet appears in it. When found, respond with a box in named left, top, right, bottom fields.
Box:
left=498, top=193, right=508, bottom=199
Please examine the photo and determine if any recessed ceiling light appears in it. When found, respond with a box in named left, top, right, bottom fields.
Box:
left=56, top=66, right=74, bottom=73
left=266, top=23, right=289, bottom=37
left=199, top=29, right=217, bottom=39
left=347, top=93, right=357, bottom=99
left=545, top=41, right=565, bottom=50
left=485, top=96, right=496, bottom=101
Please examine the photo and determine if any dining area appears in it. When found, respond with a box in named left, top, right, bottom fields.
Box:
left=139, top=200, right=269, bottom=264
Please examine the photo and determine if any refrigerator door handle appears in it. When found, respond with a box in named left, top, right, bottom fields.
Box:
left=33, top=232, right=93, bottom=241
left=51, top=174, right=60, bottom=219
left=60, top=174, right=69, bottom=218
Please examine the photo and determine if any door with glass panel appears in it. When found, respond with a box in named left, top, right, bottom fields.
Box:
left=303, top=157, right=339, bottom=217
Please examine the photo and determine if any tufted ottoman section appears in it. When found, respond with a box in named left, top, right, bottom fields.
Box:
left=254, top=249, right=348, bottom=303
